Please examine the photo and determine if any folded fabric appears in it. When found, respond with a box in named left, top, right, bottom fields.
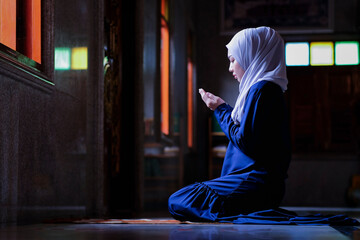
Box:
left=217, top=208, right=360, bottom=226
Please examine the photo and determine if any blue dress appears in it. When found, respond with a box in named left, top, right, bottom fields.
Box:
left=168, top=81, right=291, bottom=222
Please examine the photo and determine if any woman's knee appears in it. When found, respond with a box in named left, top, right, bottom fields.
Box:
left=168, top=191, right=188, bottom=219
left=168, top=183, right=201, bottom=218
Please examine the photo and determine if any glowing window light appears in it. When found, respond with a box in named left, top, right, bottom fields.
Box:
left=335, top=41, right=359, bottom=65
left=310, top=42, right=334, bottom=66
left=285, top=42, right=309, bottom=66
left=71, top=47, right=88, bottom=70
left=25, top=0, right=42, bottom=63
left=160, top=18, right=170, bottom=135
left=54, top=47, right=71, bottom=70
left=0, top=0, right=16, bottom=50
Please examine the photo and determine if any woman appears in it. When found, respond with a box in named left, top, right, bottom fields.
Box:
left=168, top=26, right=291, bottom=222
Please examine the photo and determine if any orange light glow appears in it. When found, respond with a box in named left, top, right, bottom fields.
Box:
left=25, top=0, right=41, bottom=63
left=160, top=18, right=169, bottom=135
left=0, top=0, right=16, bottom=50
left=161, top=0, right=168, bottom=20
left=187, top=60, right=193, bottom=147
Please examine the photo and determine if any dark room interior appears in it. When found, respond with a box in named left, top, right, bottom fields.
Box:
left=1, top=0, right=360, bottom=239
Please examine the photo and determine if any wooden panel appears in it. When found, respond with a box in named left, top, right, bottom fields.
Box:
left=328, top=73, right=356, bottom=150
left=288, top=67, right=359, bottom=153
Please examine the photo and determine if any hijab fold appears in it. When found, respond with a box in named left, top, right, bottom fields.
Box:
left=226, top=26, right=288, bottom=124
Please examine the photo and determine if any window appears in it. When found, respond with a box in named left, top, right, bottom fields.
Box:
left=285, top=42, right=309, bottom=66
left=187, top=60, right=194, bottom=147
left=286, top=41, right=360, bottom=67
left=187, top=34, right=194, bottom=148
left=160, top=0, right=170, bottom=135
left=71, top=47, right=88, bottom=70
left=54, top=47, right=70, bottom=70
left=19, top=0, right=42, bottom=64
left=0, top=0, right=16, bottom=51
left=0, top=0, right=53, bottom=84
left=0, top=0, right=41, bottom=63
left=335, top=42, right=359, bottom=65
left=54, top=47, right=88, bottom=71
left=310, top=42, right=334, bottom=66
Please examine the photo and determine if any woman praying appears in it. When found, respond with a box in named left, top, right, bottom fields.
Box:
left=168, top=26, right=291, bottom=222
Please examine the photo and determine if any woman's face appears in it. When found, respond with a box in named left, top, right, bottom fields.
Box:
left=228, top=55, right=245, bottom=83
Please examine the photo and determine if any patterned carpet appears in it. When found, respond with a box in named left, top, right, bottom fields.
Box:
left=45, top=218, right=188, bottom=224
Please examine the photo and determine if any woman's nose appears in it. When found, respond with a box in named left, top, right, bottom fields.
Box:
left=229, top=63, right=233, bottom=72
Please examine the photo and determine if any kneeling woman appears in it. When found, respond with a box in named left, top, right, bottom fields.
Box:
left=168, top=26, right=291, bottom=222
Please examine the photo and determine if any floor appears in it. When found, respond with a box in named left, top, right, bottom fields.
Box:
left=1, top=222, right=360, bottom=240
left=1, top=208, right=360, bottom=240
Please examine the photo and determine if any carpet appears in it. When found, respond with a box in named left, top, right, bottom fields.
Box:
left=45, top=218, right=190, bottom=224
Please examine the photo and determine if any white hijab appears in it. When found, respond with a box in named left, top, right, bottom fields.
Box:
left=226, top=26, right=288, bottom=124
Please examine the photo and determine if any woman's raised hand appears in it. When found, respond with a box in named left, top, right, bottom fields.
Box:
left=199, top=88, right=225, bottom=111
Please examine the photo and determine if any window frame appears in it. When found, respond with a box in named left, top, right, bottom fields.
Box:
left=0, top=0, right=54, bottom=90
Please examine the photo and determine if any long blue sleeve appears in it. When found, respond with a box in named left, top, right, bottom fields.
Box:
left=214, top=81, right=291, bottom=178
